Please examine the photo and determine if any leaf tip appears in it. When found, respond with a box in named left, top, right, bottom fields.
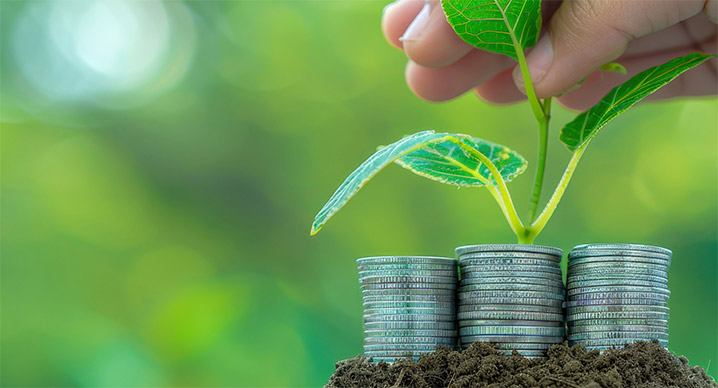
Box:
left=310, top=224, right=321, bottom=236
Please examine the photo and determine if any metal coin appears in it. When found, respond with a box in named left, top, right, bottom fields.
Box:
left=364, top=313, right=455, bottom=322
left=456, top=244, right=562, bottom=257
left=359, top=269, right=458, bottom=278
left=457, top=283, right=564, bottom=293
left=458, top=319, right=563, bottom=327
left=458, top=270, right=561, bottom=280
left=361, top=283, right=457, bottom=290
left=458, top=334, right=564, bottom=344
left=364, top=336, right=457, bottom=344
left=567, top=286, right=670, bottom=296
left=567, top=277, right=667, bottom=287
left=364, top=344, right=448, bottom=351
left=566, top=312, right=669, bottom=321
left=568, top=323, right=667, bottom=332
left=567, top=256, right=670, bottom=266
left=457, top=296, right=564, bottom=307
left=357, top=256, right=457, bottom=265
left=358, top=264, right=458, bottom=271
left=571, top=243, right=671, bottom=256
left=363, top=308, right=455, bottom=317
left=457, top=311, right=564, bottom=322
left=567, top=268, right=669, bottom=278
left=368, top=357, right=415, bottom=363
left=460, top=325, right=564, bottom=337
left=458, top=276, right=564, bottom=286
left=361, top=297, right=456, bottom=306
left=569, top=339, right=668, bottom=347
left=458, top=290, right=565, bottom=301
left=364, top=321, right=456, bottom=330
left=458, top=304, right=563, bottom=313
left=460, top=264, right=562, bottom=275
left=363, top=329, right=457, bottom=337
left=566, top=298, right=667, bottom=307
left=364, top=351, right=440, bottom=358
left=467, top=342, right=554, bottom=350
left=568, top=331, right=669, bottom=341
left=567, top=305, right=669, bottom=314
left=363, top=301, right=454, bottom=308
left=460, top=255, right=561, bottom=264
left=568, top=292, right=669, bottom=301
left=360, top=275, right=458, bottom=284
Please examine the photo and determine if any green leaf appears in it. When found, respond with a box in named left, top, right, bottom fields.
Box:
left=599, top=62, right=627, bottom=75
left=442, top=0, right=541, bottom=60
left=395, top=135, right=527, bottom=187
left=310, top=131, right=528, bottom=235
left=311, top=131, right=449, bottom=235
left=560, top=53, right=713, bottom=152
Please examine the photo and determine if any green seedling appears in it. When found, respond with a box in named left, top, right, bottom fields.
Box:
left=311, top=0, right=713, bottom=244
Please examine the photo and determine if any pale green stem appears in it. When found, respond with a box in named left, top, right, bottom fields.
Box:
left=513, top=35, right=545, bottom=124
left=446, top=137, right=526, bottom=239
left=486, top=185, right=518, bottom=236
left=524, top=146, right=587, bottom=243
left=527, top=97, right=552, bottom=223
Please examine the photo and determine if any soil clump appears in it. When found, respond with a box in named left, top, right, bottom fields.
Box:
left=326, top=340, right=716, bottom=388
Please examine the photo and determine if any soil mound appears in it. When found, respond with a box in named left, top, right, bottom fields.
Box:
left=326, top=340, right=716, bottom=388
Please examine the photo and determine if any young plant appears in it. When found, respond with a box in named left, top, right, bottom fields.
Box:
left=311, top=0, right=713, bottom=244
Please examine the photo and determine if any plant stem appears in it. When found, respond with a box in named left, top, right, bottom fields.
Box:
left=525, top=146, right=586, bottom=243
left=527, top=97, right=552, bottom=223
left=447, top=137, right=526, bottom=237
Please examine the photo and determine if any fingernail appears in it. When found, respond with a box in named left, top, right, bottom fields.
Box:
left=513, top=33, right=553, bottom=94
left=382, top=0, right=398, bottom=16
left=399, top=1, right=431, bottom=42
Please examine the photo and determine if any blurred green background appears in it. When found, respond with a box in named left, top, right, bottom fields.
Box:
left=1, top=1, right=716, bottom=387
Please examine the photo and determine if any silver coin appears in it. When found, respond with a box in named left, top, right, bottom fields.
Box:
left=364, top=344, right=448, bottom=351
left=459, top=270, right=561, bottom=280
left=566, top=298, right=667, bottom=307
left=363, top=329, right=457, bottom=337
left=364, top=351, right=441, bottom=357
left=364, top=313, right=455, bottom=322
left=360, top=275, right=458, bottom=283
left=361, top=283, right=458, bottom=290
left=364, top=336, right=457, bottom=344
left=456, top=244, right=562, bottom=257
left=567, top=256, right=670, bottom=266
left=568, top=323, right=668, bottom=331
left=457, top=311, right=564, bottom=322
left=457, top=283, right=564, bottom=293
left=458, top=304, right=563, bottom=313
left=368, top=357, right=415, bottom=363
left=359, top=269, right=458, bottom=278
left=568, top=292, right=670, bottom=302
left=361, top=287, right=456, bottom=295
left=458, top=296, right=564, bottom=307
left=567, top=277, right=667, bottom=287
left=357, top=256, right=457, bottom=265
left=457, top=290, right=565, bottom=301
left=458, top=319, right=563, bottom=327
left=358, top=264, right=458, bottom=271
left=567, top=312, right=669, bottom=321
left=459, top=276, right=564, bottom=286
left=363, top=301, right=454, bottom=308
left=458, top=334, right=564, bottom=344
left=567, top=305, right=669, bottom=313
left=569, top=339, right=668, bottom=347
left=567, top=268, right=669, bottom=278
left=364, top=321, right=456, bottom=330
left=460, top=264, right=562, bottom=275
left=361, top=297, right=456, bottom=306
left=568, top=331, right=669, bottom=341
left=363, top=308, right=456, bottom=316
left=463, top=342, right=554, bottom=350
left=571, top=243, right=671, bottom=256
left=567, top=285, right=670, bottom=296
left=460, top=325, right=564, bottom=336
left=460, top=255, right=561, bottom=264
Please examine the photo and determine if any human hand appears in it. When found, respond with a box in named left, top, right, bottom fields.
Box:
left=382, top=0, right=718, bottom=110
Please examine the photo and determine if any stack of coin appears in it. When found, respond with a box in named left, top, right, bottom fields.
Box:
left=358, top=256, right=458, bottom=363
left=457, top=245, right=565, bottom=358
left=566, top=243, right=671, bottom=350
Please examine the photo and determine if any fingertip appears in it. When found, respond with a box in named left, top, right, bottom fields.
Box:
left=382, top=0, right=423, bottom=50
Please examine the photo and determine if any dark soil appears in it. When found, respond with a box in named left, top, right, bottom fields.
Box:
left=326, top=341, right=716, bottom=388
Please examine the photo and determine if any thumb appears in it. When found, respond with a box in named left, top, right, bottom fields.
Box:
left=513, top=1, right=697, bottom=98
